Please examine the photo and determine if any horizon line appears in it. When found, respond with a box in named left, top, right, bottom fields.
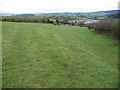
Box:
left=1, top=9, right=119, bottom=14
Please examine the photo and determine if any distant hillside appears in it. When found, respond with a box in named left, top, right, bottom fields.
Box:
left=80, top=10, right=119, bottom=17
left=108, top=13, right=120, bottom=19
left=1, top=10, right=119, bottom=18
left=18, top=14, right=35, bottom=16
left=35, top=10, right=119, bottom=18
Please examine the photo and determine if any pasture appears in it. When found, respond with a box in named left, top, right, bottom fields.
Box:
left=2, top=22, right=118, bottom=88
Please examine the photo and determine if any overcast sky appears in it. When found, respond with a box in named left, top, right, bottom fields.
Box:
left=0, top=0, right=119, bottom=13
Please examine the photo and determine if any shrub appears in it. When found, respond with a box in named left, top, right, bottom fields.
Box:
left=86, top=19, right=119, bottom=40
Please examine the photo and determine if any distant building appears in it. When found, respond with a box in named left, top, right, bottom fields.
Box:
left=84, top=20, right=99, bottom=24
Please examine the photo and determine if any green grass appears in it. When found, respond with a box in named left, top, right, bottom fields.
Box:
left=27, top=16, right=45, bottom=19
left=1, top=16, right=45, bottom=20
left=70, top=16, right=90, bottom=20
left=97, top=16, right=106, bottom=20
left=2, top=22, right=118, bottom=88
left=81, top=12, right=108, bottom=17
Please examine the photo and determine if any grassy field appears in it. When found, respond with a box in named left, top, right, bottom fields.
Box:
left=2, top=22, right=118, bottom=88
left=70, top=16, right=90, bottom=20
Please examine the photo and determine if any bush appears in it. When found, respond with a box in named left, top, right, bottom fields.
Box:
left=86, top=19, right=119, bottom=40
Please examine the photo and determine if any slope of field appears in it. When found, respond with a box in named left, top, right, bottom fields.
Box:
left=2, top=22, right=118, bottom=88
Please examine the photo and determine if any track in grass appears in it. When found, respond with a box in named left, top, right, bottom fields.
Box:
left=2, top=22, right=118, bottom=88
